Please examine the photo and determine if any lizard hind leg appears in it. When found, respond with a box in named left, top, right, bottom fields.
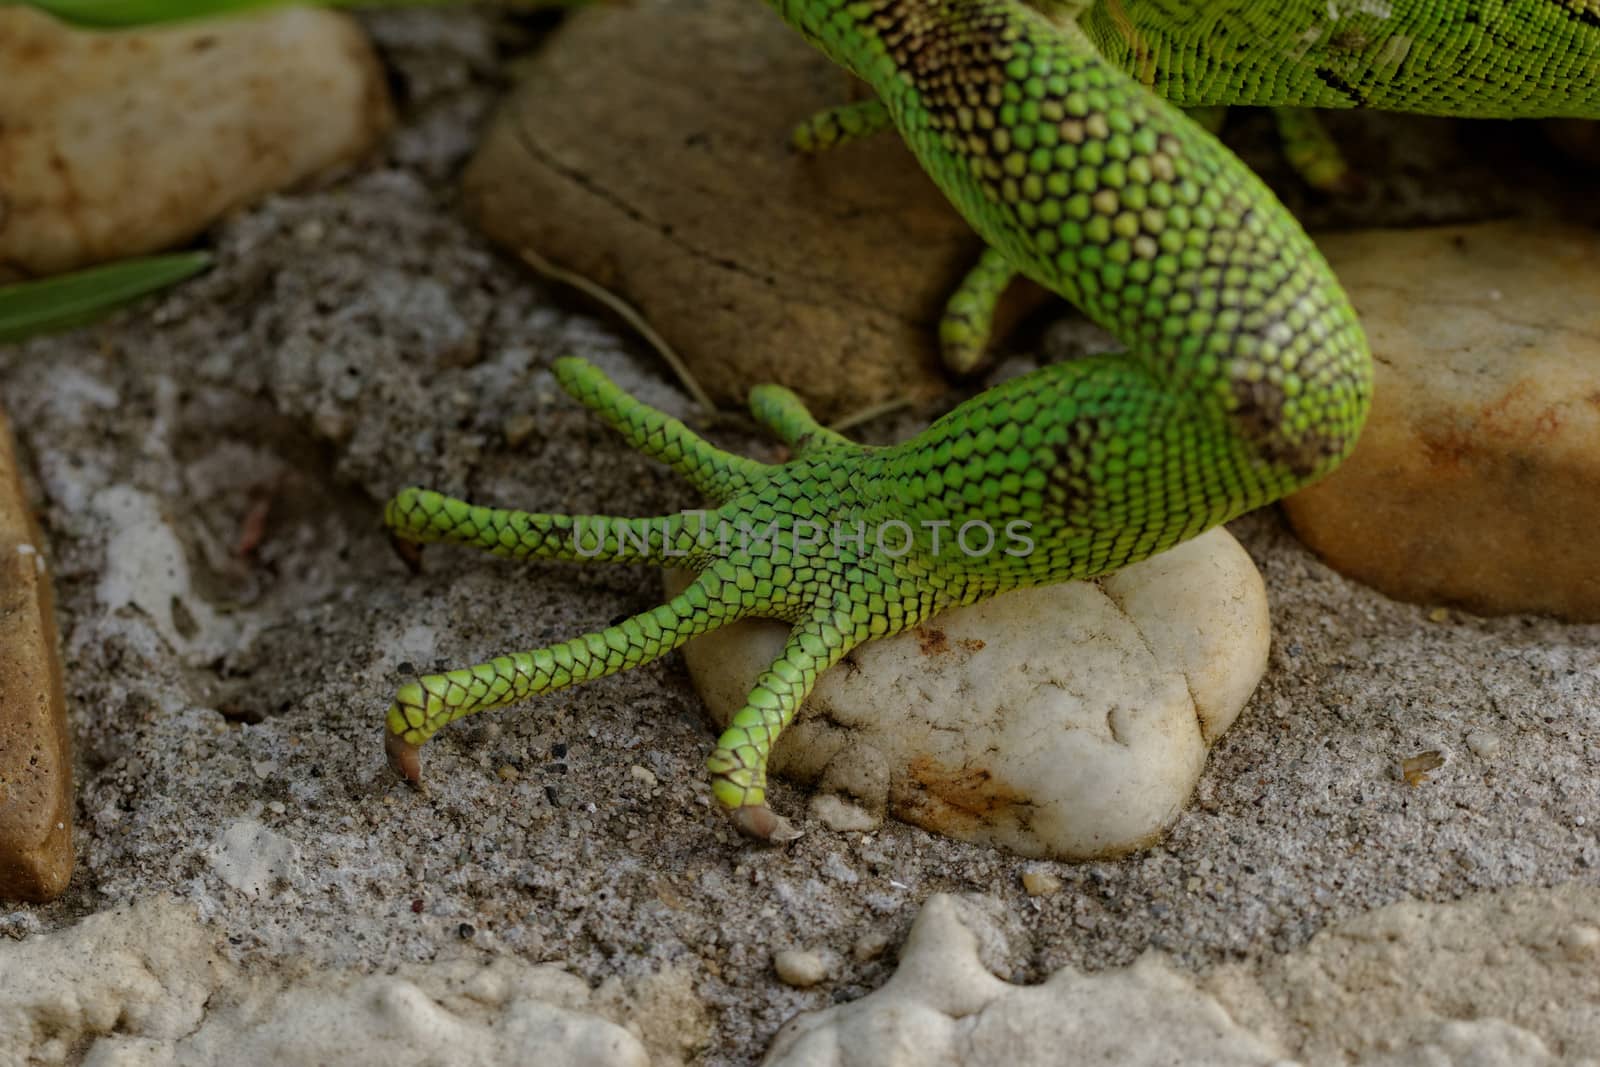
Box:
left=1186, top=106, right=1356, bottom=195
left=1272, top=107, right=1359, bottom=195
left=789, top=98, right=892, bottom=153
left=385, top=561, right=751, bottom=784
left=704, top=611, right=859, bottom=842
left=748, top=382, right=854, bottom=455
left=939, top=246, right=1019, bottom=376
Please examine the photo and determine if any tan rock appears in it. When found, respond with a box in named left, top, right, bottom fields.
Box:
left=1286, top=222, right=1600, bottom=621
left=0, top=406, right=72, bottom=902
left=462, top=0, right=1042, bottom=418
left=0, top=6, right=392, bottom=279
left=672, top=527, right=1270, bottom=859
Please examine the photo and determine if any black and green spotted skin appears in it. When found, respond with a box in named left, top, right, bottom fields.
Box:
left=773, top=0, right=1372, bottom=499
left=380, top=0, right=1592, bottom=839
left=1080, top=0, right=1600, bottom=115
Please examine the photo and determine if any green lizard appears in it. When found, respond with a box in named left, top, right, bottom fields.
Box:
left=381, top=0, right=1597, bottom=839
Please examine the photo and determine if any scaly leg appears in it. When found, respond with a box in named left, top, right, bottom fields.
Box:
left=789, top=98, right=892, bottom=153
left=1273, top=107, right=1359, bottom=194
left=1189, top=106, right=1356, bottom=194
left=705, top=611, right=859, bottom=840
left=938, top=246, right=1019, bottom=375
left=384, top=562, right=749, bottom=781
left=386, top=488, right=701, bottom=565
left=379, top=0, right=1381, bottom=845
left=748, top=383, right=854, bottom=454
left=552, top=356, right=760, bottom=502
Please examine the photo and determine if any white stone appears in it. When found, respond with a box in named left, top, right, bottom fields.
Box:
left=1021, top=870, right=1063, bottom=897
left=675, top=527, right=1270, bottom=858
left=92, top=487, right=240, bottom=665
left=773, top=949, right=828, bottom=988
left=0, top=6, right=392, bottom=276
left=765, top=885, right=1600, bottom=1066
left=0, top=898, right=655, bottom=1067
left=763, top=894, right=1286, bottom=1066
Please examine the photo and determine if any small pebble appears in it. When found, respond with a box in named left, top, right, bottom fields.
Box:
left=1558, top=924, right=1599, bottom=961
left=773, top=948, right=826, bottom=988
left=311, top=409, right=354, bottom=444
left=496, top=764, right=519, bottom=782
left=810, top=794, right=879, bottom=833
left=503, top=413, right=539, bottom=448
left=1401, top=750, right=1445, bottom=787
left=1022, top=870, right=1063, bottom=897
left=629, top=764, right=657, bottom=788
left=252, top=760, right=278, bottom=780
left=851, top=930, right=891, bottom=963
left=1466, top=730, right=1502, bottom=759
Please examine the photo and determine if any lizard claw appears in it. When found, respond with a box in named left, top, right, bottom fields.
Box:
left=386, top=729, right=423, bottom=785
left=389, top=533, right=425, bottom=574
left=729, top=804, right=803, bottom=843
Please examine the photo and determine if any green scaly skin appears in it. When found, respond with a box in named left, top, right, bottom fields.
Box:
left=1077, top=0, right=1600, bottom=116
left=381, top=0, right=1593, bottom=838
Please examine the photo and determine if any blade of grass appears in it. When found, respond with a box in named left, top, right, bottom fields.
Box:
left=23, top=0, right=511, bottom=28
left=0, top=251, right=213, bottom=344
left=516, top=246, right=714, bottom=411
left=25, top=0, right=282, bottom=24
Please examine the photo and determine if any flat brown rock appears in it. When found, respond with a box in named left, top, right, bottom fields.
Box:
left=1286, top=222, right=1600, bottom=621
left=0, top=406, right=72, bottom=901
left=463, top=0, right=1043, bottom=417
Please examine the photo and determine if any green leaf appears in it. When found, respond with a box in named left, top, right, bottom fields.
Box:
left=27, top=0, right=314, bottom=26
left=22, top=0, right=457, bottom=26
left=0, top=251, right=213, bottom=344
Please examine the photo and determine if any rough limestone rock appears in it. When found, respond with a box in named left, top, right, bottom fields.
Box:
left=674, top=527, right=1270, bottom=859
left=0, top=408, right=72, bottom=902
left=0, top=897, right=663, bottom=1067
left=0, top=6, right=392, bottom=278
left=1285, top=222, right=1600, bottom=621
left=763, top=893, right=1287, bottom=1066
left=462, top=0, right=1042, bottom=418
left=1207, top=883, right=1600, bottom=1066
left=765, top=886, right=1600, bottom=1066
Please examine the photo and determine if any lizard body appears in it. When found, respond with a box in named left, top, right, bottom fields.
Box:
left=381, top=0, right=1594, bottom=838
left=1079, top=0, right=1600, bottom=115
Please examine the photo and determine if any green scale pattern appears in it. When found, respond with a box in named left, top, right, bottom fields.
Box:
left=376, top=0, right=1593, bottom=838
left=1078, top=0, right=1600, bottom=115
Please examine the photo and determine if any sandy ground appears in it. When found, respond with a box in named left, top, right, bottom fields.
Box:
left=1, top=9, right=1597, bottom=1064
